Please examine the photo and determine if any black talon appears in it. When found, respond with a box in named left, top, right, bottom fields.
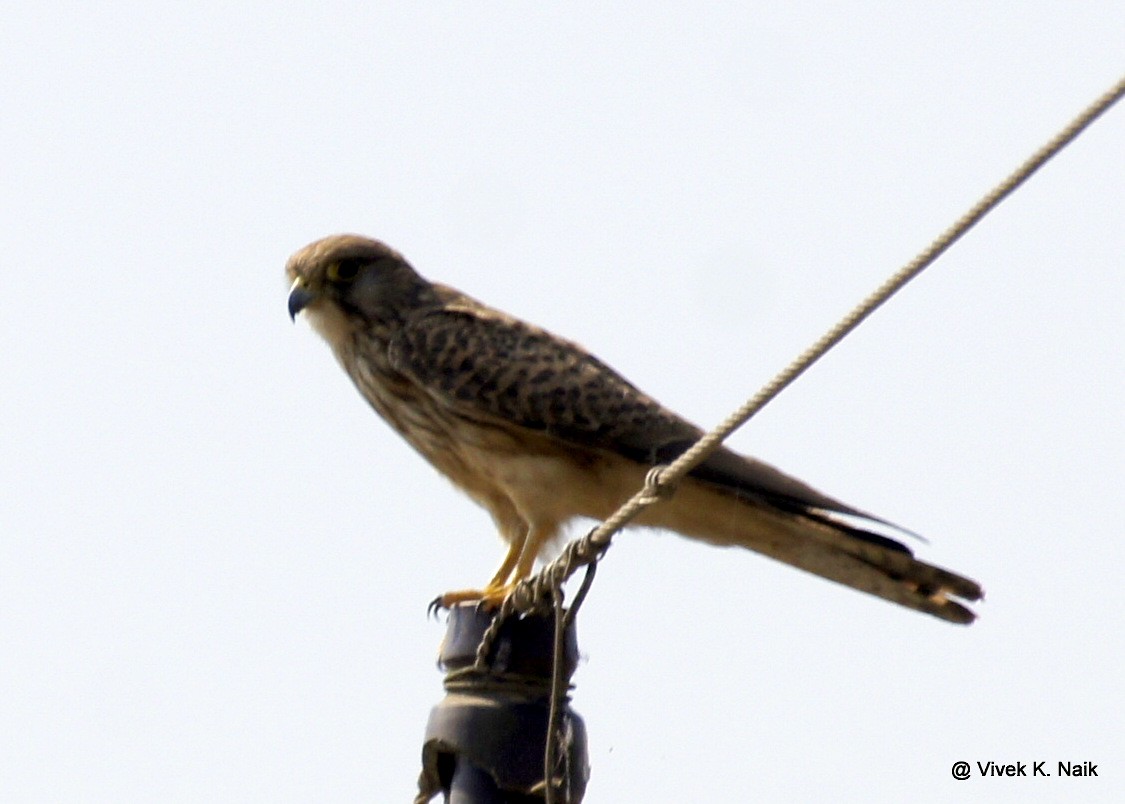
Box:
left=427, top=595, right=447, bottom=618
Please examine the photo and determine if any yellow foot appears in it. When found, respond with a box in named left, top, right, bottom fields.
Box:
left=427, top=584, right=514, bottom=616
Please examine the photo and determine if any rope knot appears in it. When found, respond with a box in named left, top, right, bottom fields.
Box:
left=641, top=464, right=678, bottom=503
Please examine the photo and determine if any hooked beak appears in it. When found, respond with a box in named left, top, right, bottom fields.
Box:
left=288, top=279, right=318, bottom=321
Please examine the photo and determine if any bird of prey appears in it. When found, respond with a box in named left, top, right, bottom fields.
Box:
left=287, top=234, right=982, bottom=624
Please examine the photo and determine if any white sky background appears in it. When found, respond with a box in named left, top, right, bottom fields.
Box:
left=2, top=3, right=1122, bottom=802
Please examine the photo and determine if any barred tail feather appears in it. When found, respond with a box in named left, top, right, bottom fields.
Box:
left=640, top=479, right=983, bottom=624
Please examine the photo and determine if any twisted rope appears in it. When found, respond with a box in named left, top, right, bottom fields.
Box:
left=479, top=73, right=1125, bottom=653
left=463, top=73, right=1124, bottom=804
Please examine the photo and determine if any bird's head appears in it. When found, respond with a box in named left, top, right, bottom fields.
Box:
left=286, top=234, right=434, bottom=341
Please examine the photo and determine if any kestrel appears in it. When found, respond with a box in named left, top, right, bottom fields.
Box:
left=287, top=234, right=982, bottom=624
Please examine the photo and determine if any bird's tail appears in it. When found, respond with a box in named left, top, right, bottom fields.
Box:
left=637, top=475, right=982, bottom=624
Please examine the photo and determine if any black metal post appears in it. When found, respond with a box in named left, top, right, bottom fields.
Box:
left=416, top=604, right=588, bottom=803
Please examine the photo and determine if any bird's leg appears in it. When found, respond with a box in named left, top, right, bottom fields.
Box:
left=510, top=525, right=554, bottom=586
left=438, top=523, right=555, bottom=609
left=485, top=532, right=525, bottom=589
left=434, top=522, right=528, bottom=610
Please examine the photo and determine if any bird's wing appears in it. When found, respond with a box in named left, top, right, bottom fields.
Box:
left=389, top=302, right=696, bottom=457
left=389, top=298, right=897, bottom=533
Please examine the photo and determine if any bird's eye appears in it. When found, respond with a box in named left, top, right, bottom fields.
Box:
left=327, top=260, right=361, bottom=283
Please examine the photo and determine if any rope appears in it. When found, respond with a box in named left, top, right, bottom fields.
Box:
left=543, top=589, right=567, bottom=804
left=467, top=72, right=1123, bottom=801
left=483, top=72, right=1125, bottom=636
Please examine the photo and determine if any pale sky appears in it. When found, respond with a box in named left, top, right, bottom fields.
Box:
left=2, top=3, right=1123, bottom=802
